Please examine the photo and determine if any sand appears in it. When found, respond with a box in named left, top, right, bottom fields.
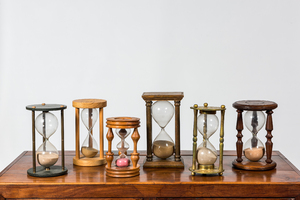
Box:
left=116, top=158, right=130, bottom=167
left=153, top=140, right=174, bottom=159
left=197, top=147, right=217, bottom=165
left=81, top=147, right=98, bottom=158
left=37, top=153, right=59, bottom=168
left=244, top=147, right=265, bottom=161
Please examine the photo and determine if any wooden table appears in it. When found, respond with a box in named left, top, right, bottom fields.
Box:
left=0, top=151, right=300, bottom=200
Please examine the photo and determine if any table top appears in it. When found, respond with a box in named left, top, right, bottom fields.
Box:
left=0, top=151, right=300, bottom=199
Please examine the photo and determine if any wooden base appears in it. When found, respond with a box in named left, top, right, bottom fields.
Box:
left=106, top=164, right=140, bottom=178
left=27, top=166, right=68, bottom=177
left=73, top=155, right=106, bottom=166
left=232, top=159, right=276, bottom=171
left=143, top=156, right=184, bottom=168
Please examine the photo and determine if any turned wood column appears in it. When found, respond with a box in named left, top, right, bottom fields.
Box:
left=146, top=100, right=153, bottom=161
left=236, top=109, right=244, bottom=163
left=174, top=100, right=181, bottom=162
left=265, top=110, right=274, bottom=164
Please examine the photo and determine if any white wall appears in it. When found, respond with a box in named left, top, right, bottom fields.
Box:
left=1, top=0, right=300, bottom=172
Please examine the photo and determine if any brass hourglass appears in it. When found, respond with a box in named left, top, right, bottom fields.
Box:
left=232, top=100, right=278, bottom=170
left=190, top=103, right=226, bottom=176
left=26, top=103, right=67, bottom=177
left=142, top=92, right=184, bottom=168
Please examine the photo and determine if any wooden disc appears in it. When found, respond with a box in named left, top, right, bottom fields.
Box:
left=232, top=160, right=276, bottom=171
left=232, top=100, right=278, bottom=111
left=73, top=156, right=106, bottom=166
left=106, top=117, right=140, bottom=129
left=72, top=99, right=107, bottom=108
left=106, top=164, right=140, bottom=178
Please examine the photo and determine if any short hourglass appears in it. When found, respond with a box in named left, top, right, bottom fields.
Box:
left=26, top=103, right=67, bottom=177
left=152, top=101, right=175, bottom=159
left=73, top=99, right=107, bottom=167
left=232, top=100, right=278, bottom=171
left=106, top=117, right=141, bottom=177
left=190, top=103, right=225, bottom=176
left=142, top=92, right=184, bottom=168
left=115, top=128, right=131, bottom=167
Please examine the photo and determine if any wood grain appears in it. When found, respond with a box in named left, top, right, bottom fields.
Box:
left=0, top=151, right=300, bottom=199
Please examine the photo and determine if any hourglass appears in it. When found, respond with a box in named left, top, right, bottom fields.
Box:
left=73, top=99, right=107, bottom=166
left=106, top=117, right=140, bottom=177
left=232, top=100, right=278, bottom=171
left=26, top=103, right=67, bottom=177
left=190, top=103, right=225, bottom=176
left=142, top=92, right=184, bottom=168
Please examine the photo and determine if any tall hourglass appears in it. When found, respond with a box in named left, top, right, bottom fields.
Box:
left=81, top=108, right=99, bottom=158
left=152, top=101, right=175, bottom=159
left=36, top=112, right=59, bottom=169
left=73, top=99, right=107, bottom=167
left=26, top=103, right=67, bottom=177
left=142, top=92, right=184, bottom=168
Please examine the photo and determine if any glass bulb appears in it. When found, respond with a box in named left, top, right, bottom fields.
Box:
left=197, top=113, right=219, bottom=138
left=245, top=111, right=265, bottom=135
left=152, top=101, right=174, bottom=128
left=35, top=112, right=58, bottom=139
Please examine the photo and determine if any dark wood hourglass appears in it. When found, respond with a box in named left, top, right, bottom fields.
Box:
left=232, top=100, right=278, bottom=170
left=142, top=92, right=184, bottom=168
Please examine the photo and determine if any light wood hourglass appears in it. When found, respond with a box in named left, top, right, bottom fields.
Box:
left=73, top=99, right=107, bottom=166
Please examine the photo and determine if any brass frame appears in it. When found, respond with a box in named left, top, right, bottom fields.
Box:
left=189, top=103, right=226, bottom=176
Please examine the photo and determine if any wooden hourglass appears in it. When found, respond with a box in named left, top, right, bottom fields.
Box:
left=189, top=103, right=226, bottom=176
left=73, top=99, right=107, bottom=166
left=142, top=92, right=184, bottom=168
left=26, top=103, right=67, bottom=177
left=232, top=100, right=278, bottom=170
left=106, top=117, right=140, bottom=177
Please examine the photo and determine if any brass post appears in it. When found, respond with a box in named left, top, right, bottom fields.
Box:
left=219, top=105, right=225, bottom=174
left=192, top=105, right=198, bottom=173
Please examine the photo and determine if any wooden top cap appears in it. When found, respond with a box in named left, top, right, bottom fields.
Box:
left=142, top=92, right=184, bottom=101
left=73, top=99, right=107, bottom=108
left=106, top=117, right=140, bottom=128
left=233, top=100, right=278, bottom=111
left=26, top=103, right=67, bottom=111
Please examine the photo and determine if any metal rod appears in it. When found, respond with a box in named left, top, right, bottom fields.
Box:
left=61, top=109, right=65, bottom=170
left=32, top=110, right=36, bottom=173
